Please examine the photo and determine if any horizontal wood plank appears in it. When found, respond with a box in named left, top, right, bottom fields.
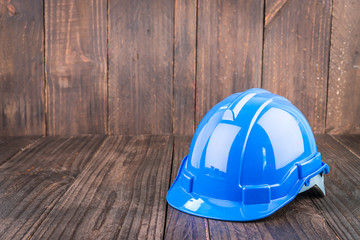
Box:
left=0, top=136, right=40, bottom=166
left=165, top=136, right=209, bottom=240
left=0, top=136, right=105, bottom=239
left=312, top=135, right=360, bottom=239
left=31, top=135, right=173, bottom=239
left=332, top=134, right=360, bottom=159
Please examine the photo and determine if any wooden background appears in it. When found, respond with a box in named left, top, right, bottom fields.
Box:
left=0, top=0, right=359, bottom=136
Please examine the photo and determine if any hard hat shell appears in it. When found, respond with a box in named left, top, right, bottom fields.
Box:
left=167, top=88, right=329, bottom=221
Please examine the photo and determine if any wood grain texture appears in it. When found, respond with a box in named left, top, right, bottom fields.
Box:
left=196, top=0, right=263, bottom=126
left=173, top=0, right=197, bottom=135
left=0, top=136, right=40, bottom=166
left=45, top=0, right=107, bottom=135
left=262, top=0, right=332, bottom=133
left=312, top=135, right=360, bottom=239
left=31, top=135, right=173, bottom=239
left=165, top=136, right=209, bottom=240
left=333, top=134, right=360, bottom=158
left=109, top=0, right=174, bottom=135
left=265, top=0, right=288, bottom=26
left=0, top=0, right=44, bottom=135
left=0, top=136, right=105, bottom=239
left=326, top=0, right=360, bottom=134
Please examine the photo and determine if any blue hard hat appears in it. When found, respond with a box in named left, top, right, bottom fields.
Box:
left=167, top=88, right=329, bottom=221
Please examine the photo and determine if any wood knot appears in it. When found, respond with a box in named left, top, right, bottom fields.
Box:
left=7, top=3, right=15, bottom=16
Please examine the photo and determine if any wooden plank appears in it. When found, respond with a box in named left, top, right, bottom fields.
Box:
left=165, top=136, right=209, bottom=240
left=46, top=0, right=107, bottom=135
left=312, top=135, right=360, bottom=239
left=173, top=0, right=196, bottom=135
left=262, top=0, right=332, bottom=133
left=109, top=0, right=174, bottom=134
left=0, top=136, right=40, bottom=166
left=326, top=0, right=360, bottom=134
left=332, top=134, right=360, bottom=158
left=196, top=0, right=263, bottom=126
left=265, top=0, right=288, bottom=26
left=0, top=0, right=44, bottom=135
left=0, top=136, right=105, bottom=239
left=31, top=135, right=173, bottom=239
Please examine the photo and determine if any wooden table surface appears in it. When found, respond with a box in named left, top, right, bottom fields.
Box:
left=0, top=135, right=359, bottom=239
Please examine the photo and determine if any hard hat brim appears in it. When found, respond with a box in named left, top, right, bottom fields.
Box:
left=167, top=157, right=329, bottom=222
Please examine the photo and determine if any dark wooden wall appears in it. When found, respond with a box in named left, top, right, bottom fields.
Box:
left=0, top=0, right=359, bottom=136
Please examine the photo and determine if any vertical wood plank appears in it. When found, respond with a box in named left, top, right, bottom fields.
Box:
left=173, top=0, right=197, bottom=135
left=0, top=136, right=105, bottom=239
left=46, top=0, right=107, bottom=135
left=31, top=136, right=173, bottom=239
left=326, top=0, right=360, bottom=134
left=109, top=0, right=174, bottom=135
left=165, top=136, right=209, bottom=240
left=262, top=0, right=332, bottom=134
left=0, top=0, right=44, bottom=135
left=196, top=0, right=263, bottom=126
